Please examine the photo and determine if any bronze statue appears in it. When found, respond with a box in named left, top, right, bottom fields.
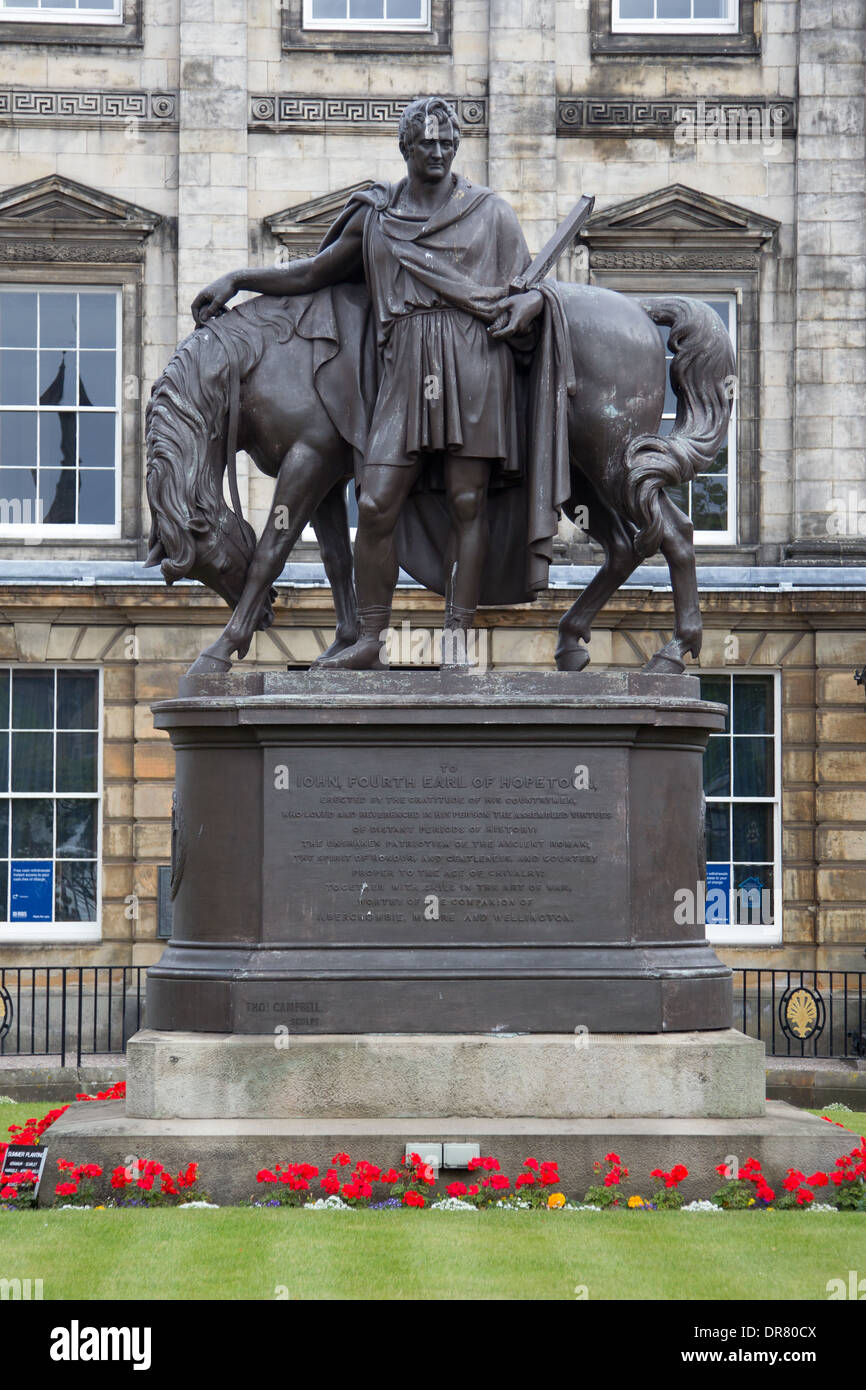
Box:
left=146, top=96, right=734, bottom=675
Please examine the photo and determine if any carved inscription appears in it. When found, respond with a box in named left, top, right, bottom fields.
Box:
left=263, top=746, right=628, bottom=945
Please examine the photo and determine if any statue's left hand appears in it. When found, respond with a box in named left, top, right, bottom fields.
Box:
left=487, top=290, right=543, bottom=341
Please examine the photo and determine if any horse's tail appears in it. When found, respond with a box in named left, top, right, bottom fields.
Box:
left=623, top=296, right=736, bottom=560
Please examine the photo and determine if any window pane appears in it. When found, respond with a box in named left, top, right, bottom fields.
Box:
left=699, top=675, right=730, bottom=730
left=388, top=0, right=422, bottom=14
left=40, top=469, right=78, bottom=525
left=57, top=672, right=98, bottom=730
left=39, top=350, right=75, bottom=407
left=619, top=0, right=654, bottom=14
left=11, top=731, right=53, bottom=792
left=732, top=802, right=773, bottom=863
left=79, top=294, right=116, bottom=349
left=0, top=671, right=8, bottom=726
left=57, top=731, right=97, bottom=792
left=703, top=737, right=730, bottom=796
left=350, top=0, right=385, bottom=14
left=0, top=861, right=7, bottom=922
left=0, top=411, right=37, bottom=468
left=78, top=351, right=115, bottom=407
left=78, top=470, right=115, bottom=525
left=665, top=482, right=689, bottom=515
left=11, top=798, right=52, bottom=858
left=705, top=802, right=729, bottom=861
left=40, top=411, right=77, bottom=470
left=0, top=292, right=37, bottom=348
left=704, top=442, right=727, bottom=475
left=734, top=865, right=773, bottom=925
left=0, top=469, right=38, bottom=520
left=0, top=350, right=37, bottom=405
left=12, top=670, right=54, bottom=729
left=694, top=0, right=726, bottom=19
left=40, top=293, right=76, bottom=349
left=657, top=0, right=691, bottom=14
left=0, top=734, right=7, bottom=791
left=310, top=0, right=346, bottom=14
left=733, top=736, right=773, bottom=798
left=56, top=799, right=97, bottom=858
left=733, top=676, right=774, bottom=734
left=55, top=860, right=97, bottom=922
left=0, top=799, right=8, bottom=850
left=692, top=474, right=727, bottom=531
left=78, top=413, right=115, bottom=467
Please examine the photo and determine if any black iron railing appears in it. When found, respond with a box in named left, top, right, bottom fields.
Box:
left=0, top=967, right=146, bottom=1067
left=0, top=965, right=864, bottom=1063
left=732, top=969, right=866, bottom=1060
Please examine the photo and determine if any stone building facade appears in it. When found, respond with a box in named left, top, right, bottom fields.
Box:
left=0, top=0, right=863, bottom=984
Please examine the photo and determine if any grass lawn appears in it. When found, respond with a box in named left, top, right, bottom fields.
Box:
left=0, top=1206, right=862, bottom=1301
left=2, top=1096, right=864, bottom=1302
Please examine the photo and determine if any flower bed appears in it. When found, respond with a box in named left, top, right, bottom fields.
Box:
left=2, top=1093, right=865, bottom=1214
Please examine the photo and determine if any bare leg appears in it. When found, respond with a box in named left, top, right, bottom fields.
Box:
left=311, top=477, right=359, bottom=661
left=318, top=460, right=421, bottom=670
left=644, top=492, right=702, bottom=674
left=443, top=456, right=491, bottom=624
left=189, top=442, right=340, bottom=673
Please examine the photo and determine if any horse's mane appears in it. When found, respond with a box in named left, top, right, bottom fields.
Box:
left=145, top=296, right=307, bottom=582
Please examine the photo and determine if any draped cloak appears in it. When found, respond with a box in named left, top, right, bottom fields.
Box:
left=315, top=175, right=574, bottom=605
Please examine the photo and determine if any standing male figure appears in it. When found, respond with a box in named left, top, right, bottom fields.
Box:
left=193, top=97, right=571, bottom=668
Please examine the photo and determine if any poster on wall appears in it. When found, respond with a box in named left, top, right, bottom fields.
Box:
left=9, top=862, right=53, bottom=923
left=705, top=863, right=731, bottom=926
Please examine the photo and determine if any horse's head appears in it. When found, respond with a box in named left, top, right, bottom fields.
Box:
left=145, top=499, right=276, bottom=628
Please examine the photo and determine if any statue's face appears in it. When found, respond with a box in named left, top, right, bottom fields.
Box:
left=404, top=116, right=457, bottom=184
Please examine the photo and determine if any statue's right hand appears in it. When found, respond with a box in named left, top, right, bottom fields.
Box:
left=191, top=274, right=237, bottom=327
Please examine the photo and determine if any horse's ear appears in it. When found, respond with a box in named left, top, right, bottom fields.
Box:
left=144, top=540, right=166, bottom=568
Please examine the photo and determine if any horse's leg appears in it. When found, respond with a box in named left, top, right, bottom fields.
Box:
left=643, top=492, right=702, bottom=674
left=555, top=490, right=641, bottom=672
left=188, top=441, right=338, bottom=674
left=311, top=476, right=359, bottom=661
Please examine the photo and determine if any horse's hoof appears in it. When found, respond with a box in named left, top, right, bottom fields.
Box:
left=555, top=644, right=591, bottom=673
left=187, top=652, right=232, bottom=676
left=643, top=653, right=686, bottom=675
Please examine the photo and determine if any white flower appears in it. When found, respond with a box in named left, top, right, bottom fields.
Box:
left=681, top=1200, right=723, bottom=1212
left=430, top=1197, right=477, bottom=1211
left=303, top=1195, right=350, bottom=1210
left=806, top=1203, right=838, bottom=1213
left=177, top=1201, right=219, bottom=1209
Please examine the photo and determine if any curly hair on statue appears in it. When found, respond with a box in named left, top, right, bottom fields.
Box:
left=397, top=96, right=461, bottom=158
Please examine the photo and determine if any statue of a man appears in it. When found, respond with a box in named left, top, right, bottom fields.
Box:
left=193, top=96, right=572, bottom=668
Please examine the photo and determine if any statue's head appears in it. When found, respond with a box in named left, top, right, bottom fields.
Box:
left=398, top=97, right=460, bottom=183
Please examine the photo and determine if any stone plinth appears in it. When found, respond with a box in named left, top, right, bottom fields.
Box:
left=146, top=669, right=731, bottom=1036
left=43, top=1098, right=854, bottom=1209
left=126, top=1029, right=765, bottom=1120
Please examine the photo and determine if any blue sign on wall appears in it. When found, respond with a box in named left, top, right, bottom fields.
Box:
left=9, top=862, right=53, bottom=923
left=705, top=863, right=731, bottom=926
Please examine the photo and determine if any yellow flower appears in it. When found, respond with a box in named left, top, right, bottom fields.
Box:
left=747, top=1198, right=755, bottom=1206
left=547, top=1192, right=566, bottom=1209
left=94, top=1205, right=105, bottom=1210
left=627, top=1195, right=644, bottom=1209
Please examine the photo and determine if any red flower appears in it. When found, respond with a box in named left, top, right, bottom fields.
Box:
left=807, top=1171, right=828, bottom=1187
left=332, top=1152, right=351, bottom=1167
left=1, top=1185, right=17, bottom=1199
left=403, top=1190, right=425, bottom=1208
left=381, top=1169, right=399, bottom=1184
left=81, top=1164, right=102, bottom=1179
left=55, top=1182, right=78, bottom=1197
left=257, top=1170, right=277, bottom=1183
left=795, top=1188, right=814, bottom=1206
left=523, top=1158, right=540, bottom=1171
left=671, top=1164, right=688, bottom=1182
left=137, top=1175, right=154, bottom=1192
left=650, top=1168, right=663, bottom=1180
left=110, top=1169, right=131, bottom=1189
left=468, top=1185, right=479, bottom=1196
left=605, top=1152, right=621, bottom=1163
left=446, top=1182, right=467, bottom=1197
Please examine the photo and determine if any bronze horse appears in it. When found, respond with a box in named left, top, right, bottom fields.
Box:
left=145, top=280, right=734, bottom=672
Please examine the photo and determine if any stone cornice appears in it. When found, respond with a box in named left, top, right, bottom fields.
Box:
left=0, top=88, right=176, bottom=130
left=249, top=95, right=487, bottom=136
left=558, top=97, right=796, bottom=139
